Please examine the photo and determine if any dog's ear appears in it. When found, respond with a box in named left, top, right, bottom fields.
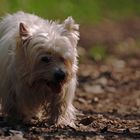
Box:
left=61, top=17, right=79, bottom=47
left=63, top=17, right=79, bottom=31
left=19, top=22, right=30, bottom=40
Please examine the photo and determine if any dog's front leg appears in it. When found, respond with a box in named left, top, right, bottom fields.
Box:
left=46, top=94, right=63, bottom=126
left=50, top=79, right=77, bottom=127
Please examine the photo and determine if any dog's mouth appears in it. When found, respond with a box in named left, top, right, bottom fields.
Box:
left=32, top=79, right=63, bottom=94
left=47, top=81, right=63, bottom=94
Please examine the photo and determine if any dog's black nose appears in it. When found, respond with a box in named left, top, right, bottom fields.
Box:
left=54, top=69, right=66, bottom=82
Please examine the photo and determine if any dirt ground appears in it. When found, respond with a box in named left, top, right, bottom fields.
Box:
left=0, top=18, right=140, bottom=140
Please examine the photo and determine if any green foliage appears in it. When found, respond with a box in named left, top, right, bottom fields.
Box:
left=89, top=45, right=107, bottom=61
left=100, top=0, right=140, bottom=20
left=0, top=0, right=140, bottom=23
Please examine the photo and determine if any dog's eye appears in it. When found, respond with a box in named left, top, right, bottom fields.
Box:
left=41, top=56, right=51, bottom=63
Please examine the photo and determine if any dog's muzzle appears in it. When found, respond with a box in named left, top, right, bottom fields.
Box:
left=54, top=69, right=66, bottom=83
left=30, top=68, right=67, bottom=94
left=46, top=68, right=67, bottom=94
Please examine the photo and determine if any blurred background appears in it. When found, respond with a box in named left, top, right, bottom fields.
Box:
left=0, top=0, right=140, bottom=100
left=0, top=1, right=140, bottom=139
left=0, top=0, right=140, bottom=61
left=0, top=0, right=140, bottom=95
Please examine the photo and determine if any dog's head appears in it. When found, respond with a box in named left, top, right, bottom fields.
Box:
left=16, top=17, right=79, bottom=94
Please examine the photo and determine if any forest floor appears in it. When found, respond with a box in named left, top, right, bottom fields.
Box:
left=0, top=18, right=140, bottom=140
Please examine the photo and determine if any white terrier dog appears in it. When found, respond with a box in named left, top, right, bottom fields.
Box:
left=0, top=12, right=79, bottom=126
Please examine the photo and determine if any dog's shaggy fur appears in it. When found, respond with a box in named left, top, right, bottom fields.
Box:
left=0, top=12, right=79, bottom=126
